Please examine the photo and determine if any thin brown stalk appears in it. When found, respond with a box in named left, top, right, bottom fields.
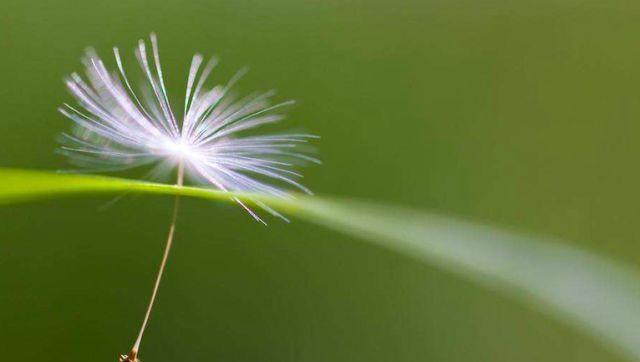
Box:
left=121, top=162, right=184, bottom=362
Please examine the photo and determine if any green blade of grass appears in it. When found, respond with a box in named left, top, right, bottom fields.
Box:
left=1, top=167, right=640, bottom=360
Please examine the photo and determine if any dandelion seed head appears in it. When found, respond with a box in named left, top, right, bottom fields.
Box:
left=59, top=34, right=318, bottom=222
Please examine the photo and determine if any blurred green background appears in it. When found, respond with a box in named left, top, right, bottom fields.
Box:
left=1, top=0, right=640, bottom=361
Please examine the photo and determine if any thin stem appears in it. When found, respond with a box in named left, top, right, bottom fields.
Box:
left=126, top=162, right=184, bottom=361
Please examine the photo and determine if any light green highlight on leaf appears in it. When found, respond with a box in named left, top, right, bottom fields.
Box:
left=1, top=168, right=639, bottom=361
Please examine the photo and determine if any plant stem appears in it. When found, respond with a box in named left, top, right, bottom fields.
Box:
left=125, top=162, right=184, bottom=361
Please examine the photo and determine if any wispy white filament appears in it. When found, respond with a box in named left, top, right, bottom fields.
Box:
left=59, top=33, right=318, bottom=223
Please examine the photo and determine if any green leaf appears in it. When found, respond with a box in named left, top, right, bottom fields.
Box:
left=1, top=167, right=639, bottom=361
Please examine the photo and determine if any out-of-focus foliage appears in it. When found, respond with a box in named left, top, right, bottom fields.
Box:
left=2, top=168, right=640, bottom=360
left=2, top=0, right=640, bottom=361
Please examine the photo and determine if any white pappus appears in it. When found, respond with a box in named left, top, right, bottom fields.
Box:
left=58, top=33, right=318, bottom=224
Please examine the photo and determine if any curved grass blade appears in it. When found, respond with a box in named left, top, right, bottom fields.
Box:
left=1, top=168, right=639, bottom=360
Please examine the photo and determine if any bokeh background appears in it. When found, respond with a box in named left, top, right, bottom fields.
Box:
left=1, top=0, right=640, bottom=361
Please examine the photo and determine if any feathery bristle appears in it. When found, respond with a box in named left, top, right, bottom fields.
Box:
left=60, top=34, right=317, bottom=222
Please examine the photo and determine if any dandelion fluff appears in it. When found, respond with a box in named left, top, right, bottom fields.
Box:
left=59, top=34, right=317, bottom=362
left=59, top=33, right=317, bottom=224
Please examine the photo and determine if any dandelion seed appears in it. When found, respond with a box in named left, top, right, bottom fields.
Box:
left=59, top=33, right=317, bottom=362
